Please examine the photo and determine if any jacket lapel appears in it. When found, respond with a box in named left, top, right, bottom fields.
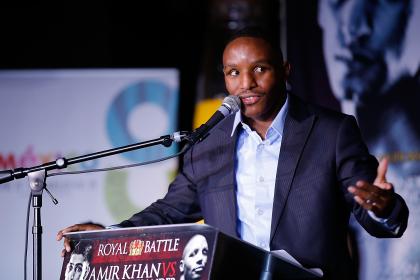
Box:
left=270, top=97, right=316, bottom=241
left=214, top=116, right=240, bottom=237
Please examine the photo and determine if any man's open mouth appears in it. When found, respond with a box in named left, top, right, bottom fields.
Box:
left=239, top=94, right=262, bottom=105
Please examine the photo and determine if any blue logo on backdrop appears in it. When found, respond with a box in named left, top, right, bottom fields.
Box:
left=106, top=80, right=178, bottom=162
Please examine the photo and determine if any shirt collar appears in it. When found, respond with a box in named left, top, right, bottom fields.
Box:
left=231, top=94, right=289, bottom=137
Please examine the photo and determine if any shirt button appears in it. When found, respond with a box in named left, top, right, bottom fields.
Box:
left=257, top=208, right=264, bottom=215
left=259, top=176, right=264, bottom=182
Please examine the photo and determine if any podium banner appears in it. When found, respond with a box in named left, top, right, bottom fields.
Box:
left=61, top=224, right=321, bottom=280
left=61, top=225, right=216, bottom=280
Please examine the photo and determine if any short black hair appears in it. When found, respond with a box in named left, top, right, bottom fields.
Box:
left=72, top=241, right=93, bottom=262
left=224, top=26, right=283, bottom=64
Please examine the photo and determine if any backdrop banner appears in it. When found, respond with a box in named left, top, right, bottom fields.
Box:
left=287, top=1, right=420, bottom=279
left=0, top=69, right=179, bottom=279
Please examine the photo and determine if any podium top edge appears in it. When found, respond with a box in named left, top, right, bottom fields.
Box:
left=64, top=223, right=216, bottom=239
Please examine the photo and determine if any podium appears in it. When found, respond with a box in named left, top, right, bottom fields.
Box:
left=60, top=224, right=321, bottom=280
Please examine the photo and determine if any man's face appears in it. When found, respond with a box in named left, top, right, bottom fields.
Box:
left=319, top=0, right=410, bottom=103
left=180, top=235, right=208, bottom=280
left=223, top=36, right=286, bottom=123
left=64, top=254, right=88, bottom=280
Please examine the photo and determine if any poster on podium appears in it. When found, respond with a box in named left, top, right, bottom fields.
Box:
left=60, top=223, right=321, bottom=280
left=60, top=224, right=215, bottom=280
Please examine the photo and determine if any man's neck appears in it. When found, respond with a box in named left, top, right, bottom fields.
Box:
left=244, top=118, right=273, bottom=140
left=243, top=94, right=287, bottom=139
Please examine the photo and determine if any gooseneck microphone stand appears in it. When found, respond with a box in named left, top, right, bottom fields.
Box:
left=0, top=132, right=189, bottom=280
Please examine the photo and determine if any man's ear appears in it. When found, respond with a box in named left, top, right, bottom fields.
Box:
left=179, top=260, right=185, bottom=273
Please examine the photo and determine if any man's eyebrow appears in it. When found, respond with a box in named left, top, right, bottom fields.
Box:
left=253, top=59, right=273, bottom=65
left=224, top=59, right=273, bottom=67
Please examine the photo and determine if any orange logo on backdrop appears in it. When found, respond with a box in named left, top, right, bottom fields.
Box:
left=129, top=240, right=145, bottom=256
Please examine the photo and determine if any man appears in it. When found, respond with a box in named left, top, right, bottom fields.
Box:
left=57, top=28, right=408, bottom=279
left=64, top=242, right=92, bottom=280
left=179, top=234, right=208, bottom=280
left=318, top=0, right=420, bottom=278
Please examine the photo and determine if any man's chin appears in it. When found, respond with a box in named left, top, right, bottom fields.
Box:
left=190, top=268, right=204, bottom=279
left=342, top=77, right=384, bottom=105
left=341, top=71, right=386, bottom=105
left=339, top=59, right=387, bottom=104
left=189, top=274, right=202, bottom=280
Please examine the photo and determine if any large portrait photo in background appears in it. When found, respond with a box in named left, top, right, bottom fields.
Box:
left=287, top=0, right=420, bottom=279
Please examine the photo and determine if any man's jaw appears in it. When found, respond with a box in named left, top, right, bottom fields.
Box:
left=333, top=48, right=386, bottom=102
left=191, top=265, right=205, bottom=276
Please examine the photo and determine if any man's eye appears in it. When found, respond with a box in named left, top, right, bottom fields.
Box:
left=189, top=249, right=198, bottom=257
left=254, top=66, right=263, bottom=73
left=228, top=69, right=239, bottom=76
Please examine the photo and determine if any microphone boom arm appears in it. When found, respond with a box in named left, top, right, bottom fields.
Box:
left=1, top=131, right=190, bottom=280
left=0, top=133, right=181, bottom=185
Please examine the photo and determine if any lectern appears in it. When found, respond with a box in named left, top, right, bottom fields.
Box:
left=60, top=224, right=321, bottom=280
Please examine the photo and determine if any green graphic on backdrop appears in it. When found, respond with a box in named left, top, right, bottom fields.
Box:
left=105, top=168, right=178, bottom=222
left=104, top=79, right=178, bottom=221
left=105, top=171, right=140, bottom=222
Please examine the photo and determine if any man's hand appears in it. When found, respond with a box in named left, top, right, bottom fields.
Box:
left=56, top=223, right=104, bottom=257
left=347, top=158, right=396, bottom=218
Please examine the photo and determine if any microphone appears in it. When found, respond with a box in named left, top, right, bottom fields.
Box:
left=187, top=95, right=241, bottom=144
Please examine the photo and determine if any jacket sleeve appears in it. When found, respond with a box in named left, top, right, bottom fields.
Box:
left=117, top=146, right=203, bottom=227
left=336, top=115, right=409, bottom=237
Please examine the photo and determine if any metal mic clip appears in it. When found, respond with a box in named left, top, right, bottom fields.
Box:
left=171, top=131, right=191, bottom=143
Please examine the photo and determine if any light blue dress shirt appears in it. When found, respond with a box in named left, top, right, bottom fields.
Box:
left=231, top=96, right=289, bottom=250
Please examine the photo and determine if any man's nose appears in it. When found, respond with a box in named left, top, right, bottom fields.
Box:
left=240, top=72, right=257, bottom=90
left=338, top=0, right=372, bottom=47
left=196, top=254, right=205, bottom=264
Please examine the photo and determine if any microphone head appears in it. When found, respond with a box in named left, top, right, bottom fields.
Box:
left=222, top=95, right=241, bottom=114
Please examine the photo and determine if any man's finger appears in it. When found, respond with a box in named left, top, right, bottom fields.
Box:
left=355, top=180, right=377, bottom=191
left=56, top=231, right=63, bottom=241
left=348, top=181, right=376, bottom=196
left=56, top=225, right=79, bottom=241
left=374, top=157, right=388, bottom=184
left=348, top=185, right=372, bottom=200
left=64, top=238, right=72, bottom=253
left=353, top=195, right=374, bottom=211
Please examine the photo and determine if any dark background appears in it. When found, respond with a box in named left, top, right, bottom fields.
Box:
left=0, top=2, right=208, bottom=131
left=0, top=1, right=340, bottom=129
left=286, top=0, right=340, bottom=111
left=0, top=0, right=339, bottom=130
left=0, top=1, right=283, bottom=131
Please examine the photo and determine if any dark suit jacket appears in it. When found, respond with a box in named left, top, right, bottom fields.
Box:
left=119, top=94, right=408, bottom=279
